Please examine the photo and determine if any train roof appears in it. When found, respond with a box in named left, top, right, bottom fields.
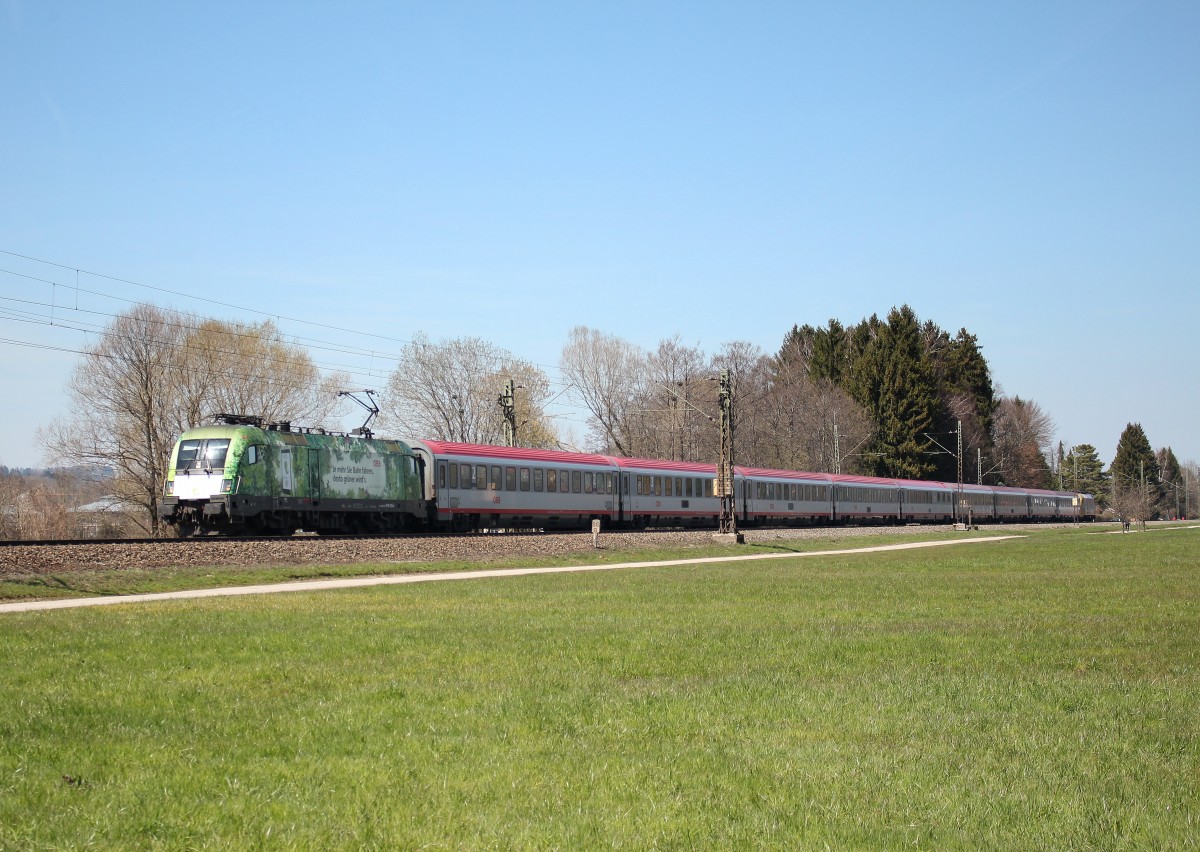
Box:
left=736, top=466, right=833, bottom=482
left=613, top=457, right=717, bottom=474
left=412, top=440, right=616, bottom=468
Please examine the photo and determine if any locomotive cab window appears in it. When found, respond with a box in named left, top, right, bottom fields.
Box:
left=246, top=445, right=258, bottom=466
left=176, top=439, right=230, bottom=472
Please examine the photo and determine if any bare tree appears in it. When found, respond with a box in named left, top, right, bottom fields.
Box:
left=991, top=394, right=1055, bottom=488
left=709, top=341, right=772, bottom=468
left=485, top=359, right=558, bottom=449
left=180, top=319, right=346, bottom=427
left=382, top=333, right=556, bottom=447
left=628, top=336, right=711, bottom=461
left=40, top=305, right=182, bottom=534
left=1110, top=480, right=1155, bottom=530
left=560, top=326, right=648, bottom=455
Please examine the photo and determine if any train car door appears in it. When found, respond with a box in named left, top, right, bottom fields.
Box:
left=308, top=449, right=321, bottom=504
left=618, top=474, right=628, bottom=524
left=280, top=447, right=294, bottom=495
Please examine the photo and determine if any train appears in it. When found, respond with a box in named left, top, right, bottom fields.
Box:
left=158, top=416, right=1098, bottom=536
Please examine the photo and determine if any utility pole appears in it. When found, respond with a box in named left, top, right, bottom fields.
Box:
left=956, top=420, right=963, bottom=494
left=833, top=424, right=841, bottom=475
left=716, top=369, right=739, bottom=538
left=498, top=379, right=517, bottom=448
left=977, top=447, right=982, bottom=485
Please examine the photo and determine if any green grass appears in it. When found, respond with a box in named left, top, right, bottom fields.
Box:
left=1, top=528, right=1196, bottom=848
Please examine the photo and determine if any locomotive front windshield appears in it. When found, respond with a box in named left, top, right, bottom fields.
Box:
left=176, top=439, right=231, bottom=472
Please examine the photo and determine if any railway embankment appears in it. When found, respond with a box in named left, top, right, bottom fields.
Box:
left=0, top=524, right=1100, bottom=575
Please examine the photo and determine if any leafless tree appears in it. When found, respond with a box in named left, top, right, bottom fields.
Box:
left=627, top=336, right=712, bottom=461
left=178, top=319, right=345, bottom=427
left=991, top=394, right=1055, bottom=488
left=560, top=326, right=648, bottom=455
left=708, top=341, right=773, bottom=468
left=382, top=333, right=557, bottom=447
left=947, top=391, right=993, bottom=483
left=1110, top=480, right=1155, bottom=530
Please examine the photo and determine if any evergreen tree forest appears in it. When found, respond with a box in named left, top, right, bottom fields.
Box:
left=787, top=306, right=1010, bottom=484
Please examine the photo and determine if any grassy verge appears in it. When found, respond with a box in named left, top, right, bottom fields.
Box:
left=1, top=528, right=1196, bottom=847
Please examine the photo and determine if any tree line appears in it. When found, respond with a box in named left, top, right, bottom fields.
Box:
left=4, top=302, right=1191, bottom=538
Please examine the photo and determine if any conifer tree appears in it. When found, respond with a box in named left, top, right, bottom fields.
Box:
left=1156, top=446, right=1183, bottom=517
left=809, top=319, right=848, bottom=384
left=1061, top=444, right=1110, bottom=507
left=1110, top=423, right=1162, bottom=513
left=854, top=306, right=937, bottom=479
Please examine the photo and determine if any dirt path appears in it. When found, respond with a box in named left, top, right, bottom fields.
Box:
left=0, top=535, right=1025, bottom=615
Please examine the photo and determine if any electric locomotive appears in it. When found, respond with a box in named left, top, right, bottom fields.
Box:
left=159, top=415, right=427, bottom=536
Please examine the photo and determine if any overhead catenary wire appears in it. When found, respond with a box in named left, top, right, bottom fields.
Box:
left=0, top=248, right=579, bottom=380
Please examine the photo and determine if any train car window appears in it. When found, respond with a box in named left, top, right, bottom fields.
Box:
left=655, top=476, right=664, bottom=496
left=558, top=470, right=569, bottom=493
left=534, top=468, right=544, bottom=491
left=674, top=477, right=682, bottom=497
left=571, top=471, right=582, bottom=493
left=547, top=469, right=557, bottom=492
left=460, top=464, right=472, bottom=487
left=505, top=467, right=517, bottom=491
left=664, top=477, right=673, bottom=497
left=520, top=468, right=530, bottom=491
left=438, top=462, right=447, bottom=490
left=488, top=466, right=501, bottom=490
left=475, top=464, right=488, bottom=490
left=448, top=464, right=459, bottom=489
left=685, top=478, right=693, bottom=498
left=584, top=472, right=593, bottom=493
left=607, top=474, right=614, bottom=494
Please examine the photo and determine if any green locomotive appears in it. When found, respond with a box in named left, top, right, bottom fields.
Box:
left=159, top=416, right=428, bottom=536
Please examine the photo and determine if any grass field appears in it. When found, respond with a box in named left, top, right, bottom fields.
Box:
left=1, top=528, right=1196, bottom=848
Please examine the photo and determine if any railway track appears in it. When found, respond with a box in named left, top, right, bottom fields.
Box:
left=0, top=528, right=732, bottom=574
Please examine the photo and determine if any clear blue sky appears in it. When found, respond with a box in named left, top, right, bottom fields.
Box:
left=2, top=1, right=1196, bottom=470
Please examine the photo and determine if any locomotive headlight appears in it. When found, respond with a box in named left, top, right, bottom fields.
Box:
left=165, top=480, right=174, bottom=496
left=221, top=478, right=233, bottom=494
